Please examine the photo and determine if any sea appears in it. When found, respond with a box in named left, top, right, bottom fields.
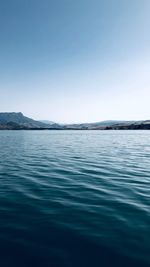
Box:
left=0, top=130, right=150, bottom=267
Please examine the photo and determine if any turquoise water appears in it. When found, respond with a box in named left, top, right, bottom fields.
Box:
left=0, top=130, right=150, bottom=267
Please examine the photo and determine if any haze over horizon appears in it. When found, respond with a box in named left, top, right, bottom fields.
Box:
left=0, top=0, right=150, bottom=123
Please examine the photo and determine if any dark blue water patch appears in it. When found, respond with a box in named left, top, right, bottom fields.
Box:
left=0, top=224, right=149, bottom=267
left=0, top=130, right=150, bottom=267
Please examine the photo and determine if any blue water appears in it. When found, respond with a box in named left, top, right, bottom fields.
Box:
left=0, top=130, right=150, bottom=267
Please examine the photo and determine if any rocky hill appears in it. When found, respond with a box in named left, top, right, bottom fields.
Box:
left=0, top=112, right=60, bottom=129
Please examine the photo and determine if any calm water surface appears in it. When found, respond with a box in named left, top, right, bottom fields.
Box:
left=0, top=130, right=150, bottom=267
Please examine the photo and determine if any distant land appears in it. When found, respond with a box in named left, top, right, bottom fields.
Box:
left=0, top=113, right=61, bottom=130
left=0, top=112, right=150, bottom=130
left=39, top=120, right=56, bottom=125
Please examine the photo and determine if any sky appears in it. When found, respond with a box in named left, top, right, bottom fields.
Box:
left=0, top=0, right=150, bottom=123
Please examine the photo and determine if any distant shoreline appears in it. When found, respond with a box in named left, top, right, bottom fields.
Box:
left=0, top=113, right=150, bottom=130
left=0, top=128, right=150, bottom=131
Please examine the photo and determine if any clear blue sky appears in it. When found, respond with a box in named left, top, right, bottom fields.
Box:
left=0, top=0, right=150, bottom=123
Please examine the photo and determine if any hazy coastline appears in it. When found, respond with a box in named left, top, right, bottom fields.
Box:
left=0, top=112, right=150, bottom=130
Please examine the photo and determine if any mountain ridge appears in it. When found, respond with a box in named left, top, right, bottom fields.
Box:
left=0, top=112, right=60, bottom=129
left=0, top=112, right=150, bottom=130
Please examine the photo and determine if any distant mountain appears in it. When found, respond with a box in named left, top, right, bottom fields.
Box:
left=63, top=120, right=135, bottom=129
left=63, top=120, right=150, bottom=130
left=39, top=120, right=56, bottom=125
left=0, top=113, right=150, bottom=130
left=90, top=120, right=135, bottom=126
left=0, top=112, right=61, bottom=129
left=104, top=120, right=150, bottom=130
left=0, top=112, right=49, bottom=128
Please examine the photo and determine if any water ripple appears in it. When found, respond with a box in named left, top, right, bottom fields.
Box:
left=0, top=130, right=150, bottom=267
